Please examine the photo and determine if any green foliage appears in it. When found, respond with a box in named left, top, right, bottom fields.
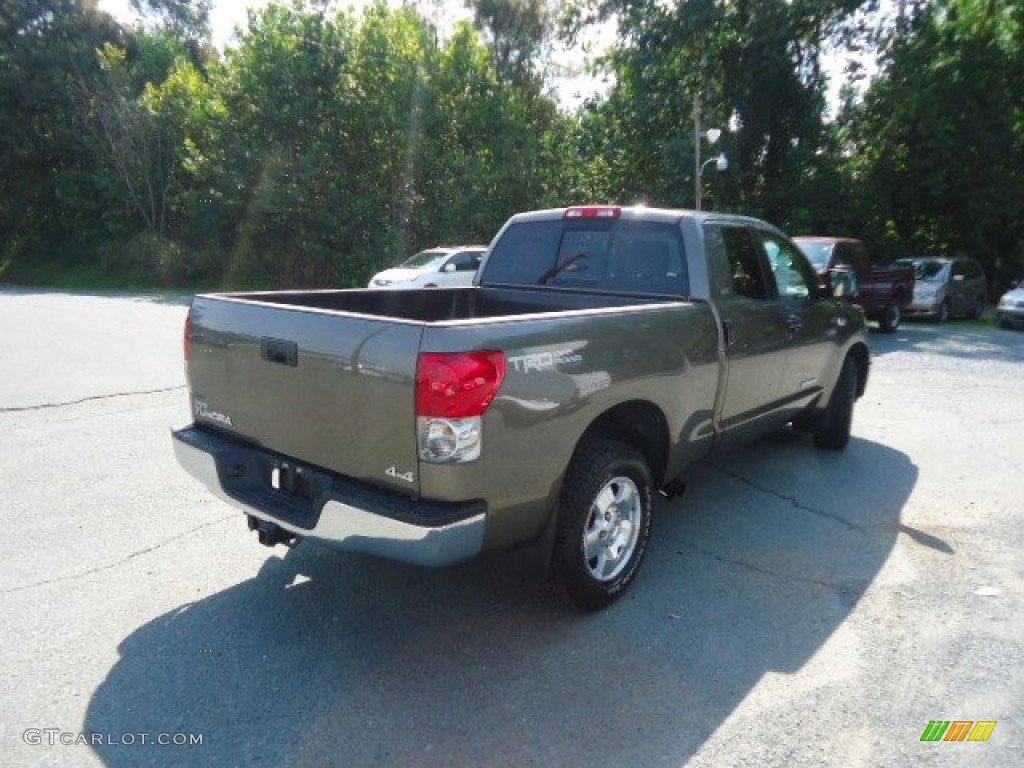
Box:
left=841, top=0, right=1024, bottom=282
left=469, top=0, right=552, bottom=89
left=0, top=0, right=125, bottom=264
left=570, top=0, right=865, bottom=222
left=3, top=0, right=1022, bottom=293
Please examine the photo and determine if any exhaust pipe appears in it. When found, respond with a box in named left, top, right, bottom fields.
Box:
left=247, top=515, right=300, bottom=548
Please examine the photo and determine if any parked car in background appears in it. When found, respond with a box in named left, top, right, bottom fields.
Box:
left=368, top=246, right=487, bottom=289
left=996, top=280, right=1024, bottom=329
left=904, top=256, right=987, bottom=322
left=792, top=237, right=915, bottom=333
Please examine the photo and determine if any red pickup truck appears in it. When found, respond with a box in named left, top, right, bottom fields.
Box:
left=793, top=237, right=915, bottom=333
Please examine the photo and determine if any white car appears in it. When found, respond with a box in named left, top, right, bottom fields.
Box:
left=996, top=280, right=1024, bottom=329
left=368, top=246, right=487, bottom=289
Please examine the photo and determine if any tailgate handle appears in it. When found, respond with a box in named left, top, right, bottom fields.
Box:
left=260, top=337, right=298, bottom=367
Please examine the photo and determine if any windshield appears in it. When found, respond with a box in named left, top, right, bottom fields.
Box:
left=795, top=242, right=832, bottom=271
left=399, top=249, right=449, bottom=269
left=914, top=259, right=948, bottom=282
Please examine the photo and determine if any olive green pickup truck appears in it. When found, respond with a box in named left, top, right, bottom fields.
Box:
left=172, top=206, right=869, bottom=609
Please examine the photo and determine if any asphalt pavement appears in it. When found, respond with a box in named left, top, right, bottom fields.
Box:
left=0, top=286, right=1021, bottom=767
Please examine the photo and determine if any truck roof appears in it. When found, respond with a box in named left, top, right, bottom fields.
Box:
left=507, top=205, right=778, bottom=230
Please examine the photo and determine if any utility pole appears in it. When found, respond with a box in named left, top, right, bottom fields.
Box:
left=694, top=90, right=702, bottom=210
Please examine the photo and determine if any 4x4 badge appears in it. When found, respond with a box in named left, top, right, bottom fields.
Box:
left=386, top=466, right=415, bottom=483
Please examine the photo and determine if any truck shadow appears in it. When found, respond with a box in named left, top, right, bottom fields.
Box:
left=85, top=435, right=917, bottom=768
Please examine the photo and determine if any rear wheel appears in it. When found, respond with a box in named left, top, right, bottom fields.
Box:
left=552, top=438, right=653, bottom=611
left=878, top=299, right=902, bottom=333
left=814, top=357, right=858, bottom=450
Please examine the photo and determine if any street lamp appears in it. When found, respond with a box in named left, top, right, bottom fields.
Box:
left=698, top=153, right=728, bottom=210
left=693, top=92, right=727, bottom=210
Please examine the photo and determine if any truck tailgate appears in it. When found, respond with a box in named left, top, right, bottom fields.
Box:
left=185, top=295, right=423, bottom=496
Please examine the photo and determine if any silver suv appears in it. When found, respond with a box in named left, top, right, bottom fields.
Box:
left=905, top=256, right=987, bottom=322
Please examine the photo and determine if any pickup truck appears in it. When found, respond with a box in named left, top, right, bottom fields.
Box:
left=173, top=206, right=870, bottom=610
left=793, top=237, right=915, bottom=333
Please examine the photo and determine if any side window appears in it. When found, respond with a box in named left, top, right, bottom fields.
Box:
left=450, top=252, right=479, bottom=272
left=709, top=225, right=770, bottom=300
left=833, top=243, right=853, bottom=268
left=760, top=232, right=815, bottom=300
left=481, top=220, right=563, bottom=285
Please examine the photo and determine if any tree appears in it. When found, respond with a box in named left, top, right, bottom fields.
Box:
left=0, top=0, right=125, bottom=263
left=468, top=0, right=552, bottom=89
left=841, top=0, right=1024, bottom=281
left=566, top=0, right=869, bottom=225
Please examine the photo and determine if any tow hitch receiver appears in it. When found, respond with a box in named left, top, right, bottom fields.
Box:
left=247, top=515, right=300, bottom=548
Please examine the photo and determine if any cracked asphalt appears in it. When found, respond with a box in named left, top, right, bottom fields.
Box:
left=1, top=287, right=1021, bottom=767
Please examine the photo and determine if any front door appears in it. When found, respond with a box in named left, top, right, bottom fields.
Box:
left=704, top=223, right=790, bottom=448
left=757, top=230, right=837, bottom=413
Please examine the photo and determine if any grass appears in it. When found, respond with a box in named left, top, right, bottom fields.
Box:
left=1, top=257, right=229, bottom=295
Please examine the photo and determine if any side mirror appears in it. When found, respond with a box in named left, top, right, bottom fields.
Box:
left=442, top=263, right=456, bottom=273
left=829, top=267, right=859, bottom=299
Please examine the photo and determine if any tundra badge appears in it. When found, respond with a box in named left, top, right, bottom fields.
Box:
left=195, top=399, right=234, bottom=427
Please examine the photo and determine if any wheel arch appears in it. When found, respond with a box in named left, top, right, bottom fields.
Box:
left=575, top=400, right=671, bottom=489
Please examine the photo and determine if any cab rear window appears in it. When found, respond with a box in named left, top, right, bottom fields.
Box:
left=481, top=220, right=689, bottom=296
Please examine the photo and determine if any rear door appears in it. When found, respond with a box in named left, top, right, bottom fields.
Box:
left=186, top=295, right=424, bottom=495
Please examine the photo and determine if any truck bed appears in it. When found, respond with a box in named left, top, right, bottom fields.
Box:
left=185, top=285, right=713, bottom=505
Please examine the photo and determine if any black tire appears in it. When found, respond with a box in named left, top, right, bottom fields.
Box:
left=936, top=299, right=951, bottom=323
left=552, top=438, right=653, bottom=611
left=969, top=296, right=984, bottom=319
left=814, top=357, right=858, bottom=450
left=878, top=299, right=901, bottom=333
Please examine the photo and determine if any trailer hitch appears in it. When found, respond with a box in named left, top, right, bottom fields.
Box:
left=247, top=515, right=300, bottom=548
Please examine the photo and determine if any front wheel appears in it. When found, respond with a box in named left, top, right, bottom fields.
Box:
left=878, top=299, right=902, bottom=333
left=814, top=357, right=858, bottom=450
left=936, top=299, right=951, bottom=323
left=553, top=439, right=653, bottom=611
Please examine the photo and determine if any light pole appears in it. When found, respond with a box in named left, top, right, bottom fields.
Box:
left=693, top=91, right=725, bottom=210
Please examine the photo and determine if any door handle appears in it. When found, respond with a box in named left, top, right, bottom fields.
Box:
left=260, top=337, right=298, bottom=367
left=722, top=319, right=737, bottom=347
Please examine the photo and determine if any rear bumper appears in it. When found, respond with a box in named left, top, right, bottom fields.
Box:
left=171, top=424, right=486, bottom=567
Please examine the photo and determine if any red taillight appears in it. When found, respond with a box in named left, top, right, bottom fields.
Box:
left=183, top=311, right=192, bottom=362
left=564, top=206, right=621, bottom=220
left=416, top=351, right=506, bottom=418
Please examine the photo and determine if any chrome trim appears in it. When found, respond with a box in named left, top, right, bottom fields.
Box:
left=172, top=438, right=485, bottom=567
